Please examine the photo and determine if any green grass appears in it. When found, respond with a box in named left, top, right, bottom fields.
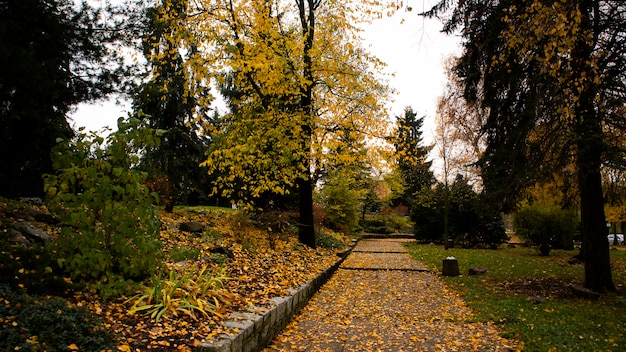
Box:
left=406, top=244, right=626, bottom=351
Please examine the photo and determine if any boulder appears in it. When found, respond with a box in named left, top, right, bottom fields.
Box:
left=570, top=284, right=601, bottom=300
left=179, top=221, right=205, bottom=233
left=211, top=246, right=235, bottom=259
left=468, top=267, right=487, bottom=275
left=526, top=296, right=545, bottom=304
left=12, top=221, right=52, bottom=245
left=9, top=228, right=31, bottom=247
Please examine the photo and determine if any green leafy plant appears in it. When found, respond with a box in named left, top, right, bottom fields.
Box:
left=168, top=246, right=201, bottom=262
left=0, top=285, right=115, bottom=351
left=128, top=265, right=231, bottom=321
left=513, top=204, right=579, bottom=255
left=44, top=116, right=164, bottom=298
left=315, top=230, right=346, bottom=249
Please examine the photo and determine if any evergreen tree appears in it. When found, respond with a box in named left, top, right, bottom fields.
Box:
left=0, top=0, right=126, bottom=197
left=393, top=107, right=435, bottom=206
left=426, top=0, right=626, bottom=292
left=133, top=0, right=213, bottom=209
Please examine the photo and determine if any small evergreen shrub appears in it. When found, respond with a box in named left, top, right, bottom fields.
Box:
left=315, top=230, right=346, bottom=249
left=0, top=285, right=115, bottom=351
left=359, top=218, right=394, bottom=234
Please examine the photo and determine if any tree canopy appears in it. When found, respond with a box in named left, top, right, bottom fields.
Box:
left=0, top=0, right=129, bottom=197
left=427, top=0, right=626, bottom=292
left=182, top=0, right=393, bottom=245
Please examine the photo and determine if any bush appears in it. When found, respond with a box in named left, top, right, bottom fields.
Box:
left=358, top=218, right=391, bottom=234
left=44, top=116, right=164, bottom=298
left=0, top=285, right=115, bottom=351
left=315, top=168, right=365, bottom=235
left=315, top=230, right=346, bottom=249
left=513, top=204, right=579, bottom=255
left=411, top=176, right=508, bottom=248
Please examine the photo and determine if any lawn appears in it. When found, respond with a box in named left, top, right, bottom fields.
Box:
left=405, top=243, right=626, bottom=351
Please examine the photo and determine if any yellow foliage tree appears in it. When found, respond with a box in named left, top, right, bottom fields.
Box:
left=180, top=0, right=393, bottom=246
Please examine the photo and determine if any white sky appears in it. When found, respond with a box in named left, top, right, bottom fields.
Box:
left=70, top=3, right=461, bottom=149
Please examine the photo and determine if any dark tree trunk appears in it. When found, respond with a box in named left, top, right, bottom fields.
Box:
left=574, top=0, right=614, bottom=292
left=298, top=176, right=316, bottom=248
left=295, top=0, right=317, bottom=248
left=578, top=133, right=614, bottom=292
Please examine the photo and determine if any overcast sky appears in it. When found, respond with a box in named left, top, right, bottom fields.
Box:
left=70, top=3, right=461, bottom=147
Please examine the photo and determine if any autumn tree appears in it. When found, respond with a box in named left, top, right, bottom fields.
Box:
left=133, top=0, right=213, bottom=209
left=426, top=0, right=626, bottom=292
left=0, top=0, right=130, bottom=198
left=189, top=0, right=391, bottom=246
left=435, top=57, right=487, bottom=188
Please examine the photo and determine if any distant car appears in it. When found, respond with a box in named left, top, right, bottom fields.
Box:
left=608, top=233, right=624, bottom=245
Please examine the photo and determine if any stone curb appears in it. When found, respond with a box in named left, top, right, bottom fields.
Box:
left=195, top=246, right=354, bottom=352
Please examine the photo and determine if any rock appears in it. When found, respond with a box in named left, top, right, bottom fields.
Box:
left=468, top=267, right=487, bottom=275
left=12, top=221, right=52, bottom=245
left=35, top=213, right=60, bottom=225
left=569, top=257, right=583, bottom=264
left=570, top=284, right=601, bottom=300
left=179, top=221, right=205, bottom=233
left=211, top=246, right=235, bottom=259
left=9, top=228, right=31, bottom=247
left=14, top=208, right=37, bottom=221
left=526, top=296, right=545, bottom=304
left=20, top=197, right=43, bottom=206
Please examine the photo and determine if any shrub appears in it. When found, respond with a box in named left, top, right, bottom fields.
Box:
left=315, top=168, right=366, bottom=235
left=411, top=177, right=508, bottom=248
left=513, top=204, right=579, bottom=255
left=315, top=230, right=346, bottom=249
left=359, top=218, right=394, bottom=234
left=0, top=285, right=115, bottom=351
left=44, top=116, right=164, bottom=298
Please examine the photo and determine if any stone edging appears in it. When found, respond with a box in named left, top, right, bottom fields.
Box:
left=195, top=246, right=354, bottom=352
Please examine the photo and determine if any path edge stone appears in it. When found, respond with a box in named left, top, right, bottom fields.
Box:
left=195, top=244, right=355, bottom=352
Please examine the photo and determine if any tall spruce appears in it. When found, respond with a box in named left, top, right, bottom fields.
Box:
left=0, top=0, right=127, bottom=197
left=393, top=107, right=435, bottom=206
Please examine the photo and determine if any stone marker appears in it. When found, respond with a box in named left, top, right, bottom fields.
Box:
left=442, top=256, right=459, bottom=276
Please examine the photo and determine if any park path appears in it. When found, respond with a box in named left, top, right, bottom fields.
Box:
left=263, top=238, right=518, bottom=351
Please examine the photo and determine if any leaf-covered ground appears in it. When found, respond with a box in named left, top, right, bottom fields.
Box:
left=264, top=239, right=519, bottom=351
left=1, top=200, right=346, bottom=351
left=89, top=208, right=346, bottom=351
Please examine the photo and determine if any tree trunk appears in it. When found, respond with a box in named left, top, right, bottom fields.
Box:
left=578, top=141, right=614, bottom=292
left=298, top=176, right=316, bottom=248
left=295, top=0, right=317, bottom=248
left=574, top=0, right=615, bottom=293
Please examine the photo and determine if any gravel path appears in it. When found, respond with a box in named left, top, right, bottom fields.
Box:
left=263, top=239, right=518, bottom=351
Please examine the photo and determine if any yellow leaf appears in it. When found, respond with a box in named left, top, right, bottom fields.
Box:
left=68, top=343, right=79, bottom=350
left=117, top=344, right=132, bottom=352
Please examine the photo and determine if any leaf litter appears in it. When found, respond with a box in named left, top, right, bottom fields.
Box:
left=264, top=239, right=520, bottom=351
